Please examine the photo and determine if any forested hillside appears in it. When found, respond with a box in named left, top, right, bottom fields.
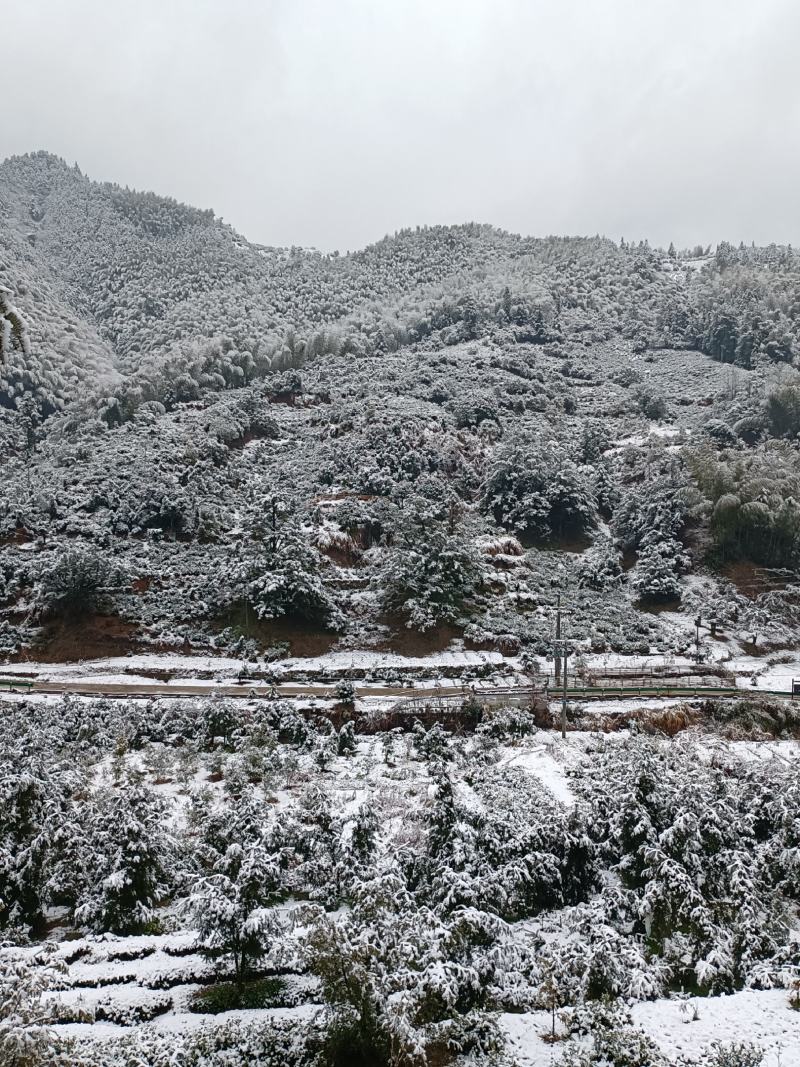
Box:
left=2, top=150, right=800, bottom=663
left=3, top=151, right=800, bottom=1067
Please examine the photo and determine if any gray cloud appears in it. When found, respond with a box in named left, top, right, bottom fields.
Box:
left=3, top=0, right=799, bottom=250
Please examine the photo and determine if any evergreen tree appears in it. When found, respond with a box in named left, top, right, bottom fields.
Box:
left=0, top=775, right=52, bottom=934
left=74, top=782, right=172, bottom=934
left=632, top=533, right=687, bottom=603
left=231, top=498, right=342, bottom=628
left=380, top=512, right=482, bottom=631
left=578, top=535, right=623, bottom=590
left=189, top=842, right=283, bottom=989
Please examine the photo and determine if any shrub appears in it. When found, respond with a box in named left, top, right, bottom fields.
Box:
left=189, top=977, right=286, bottom=1014
left=36, top=549, right=125, bottom=620
left=476, top=705, right=538, bottom=739
left=698, top=1041, right=764, bottom=1067
left=634, top=384, right=668, bottom=421
left=333, top=679, right=356, bottom=705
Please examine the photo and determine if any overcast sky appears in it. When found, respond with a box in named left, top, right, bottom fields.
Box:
left=4, top=0, right=799, bottom=251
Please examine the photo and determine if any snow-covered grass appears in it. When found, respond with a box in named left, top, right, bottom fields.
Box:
left=632, top=989, right=800, bottom=1066
left=501, top=994, right=800, bottom=1067
left=497, top=741, right=575, bottom=807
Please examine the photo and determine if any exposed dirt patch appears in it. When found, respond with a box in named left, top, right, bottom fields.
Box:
left=735, top=639, right=791, bottom=658
left=373, top=615, right=464, bottom=656
left=318, top=544, right=362, bottom=568
left=720, top=560, right=791, bottom=600
left=0, top=525, right=34, bottom=546
left=217, top=608, right=340, bottom=658
left=621, top=547, right=637, bottom=572
left=637, top=597, right=682, bottom=615
left=18, top=614, right=141, bottom=662
left=225, top=426, right=279, bottom=450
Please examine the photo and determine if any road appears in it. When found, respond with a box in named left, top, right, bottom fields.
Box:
left=2, top=678, right=792, bottom=702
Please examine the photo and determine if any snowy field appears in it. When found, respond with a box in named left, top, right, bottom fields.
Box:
left=502, top=990, right=800, bottom=1066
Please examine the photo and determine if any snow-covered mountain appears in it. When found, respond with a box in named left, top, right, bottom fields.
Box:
left=1, top=150, right=800, bottom=665
left=2, top=151, right=800, bottom=1067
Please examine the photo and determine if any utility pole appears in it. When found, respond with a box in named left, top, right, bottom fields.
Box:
left=551, top=592, right=572, bottom=738
left=560, top=639, right=569, bottom=739
left=270, top=496, right=278, bottom=553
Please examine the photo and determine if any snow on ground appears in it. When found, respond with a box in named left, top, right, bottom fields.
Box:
left=582, top=651, right=698, bottom=671
left=553, top=695, right=692, bottom=717
left=607, top=422, right=682, bottom=455
left=498, top=741, right=575, bottom=807
left=501, top=991, right=800, bottom=1066
left=261, top=648, right=505, bottom=675
left=2, top=645, right=746, bottom=684
left=727, top=652, right=800, bottom=693
left=0, top=648, right=505, bottom=679
left=500, top=1011, right=561, bottom=1067
left=633, top=989, right=800, bottom=1066
left=648, top=422, right=682, bottom=439
left=0, top=654, right=247, bottom=677
left=729, top=739, right=800, bottom=765
left=5, top=647, right=798, bottom=699
left=57, top=1003, right=319, bottom=1044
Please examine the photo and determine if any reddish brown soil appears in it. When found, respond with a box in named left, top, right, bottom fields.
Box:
left=374, top=616, right=464, bottom=656
left=318, top=544, right=362, bottom=568
left=19, top=615, right=141, bottom=663
left=0, top=526, right=34, bottom=546
left=217, top=609, right=340, bottom=658
left=720, top=560, right=790, bottom=600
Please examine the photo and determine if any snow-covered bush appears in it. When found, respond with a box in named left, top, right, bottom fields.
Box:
left=65, top=1016, right=319, bottom=1067
left=333, top=679, right=356, bottom=706
left=35, top=548, right=125, bottom=620
left=0, top=947, right=72, bottom=1067
left=482, top=432, right=597, bottom=540
left=476, top=704, right=538, bottom=739
left=560, top=1001, right=668, bottom=1067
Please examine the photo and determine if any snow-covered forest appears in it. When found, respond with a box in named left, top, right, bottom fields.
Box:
left=2, top=153, right=800, bottom=665
left=1, top=152, right=800, bottom=1066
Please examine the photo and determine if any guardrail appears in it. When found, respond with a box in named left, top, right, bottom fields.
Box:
left=0, top=677, right=34, bottom=690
